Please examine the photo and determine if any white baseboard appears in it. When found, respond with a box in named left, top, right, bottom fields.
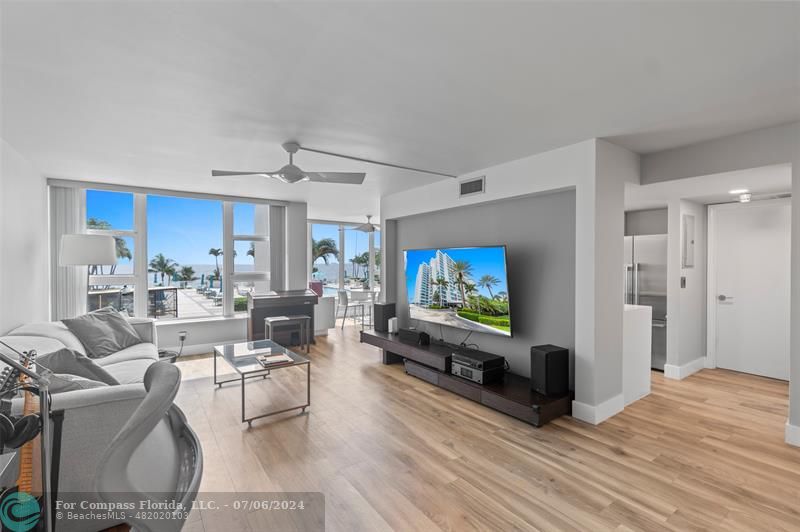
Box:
left=572, top=393, right=624, bottom=425
left=664, top=357, right=705, bottom=380
left=786, top=422, right=800, bottom=447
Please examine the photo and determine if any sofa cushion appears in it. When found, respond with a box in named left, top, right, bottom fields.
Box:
left=95, top=343, right=158, bottom=368
left=49, top=374, right=110, bottom=393
left=101, top=358, right=155, bottom=385
left=62, top=307, right=142, bottom=359
left=36, top=348, right=119, bottom=385
left=0, top=336, right=67, bottom=357
left=7, top=323, right=86, bottom=354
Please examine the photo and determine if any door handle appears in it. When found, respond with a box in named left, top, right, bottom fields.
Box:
left=718, top=294, right=734, bottom=302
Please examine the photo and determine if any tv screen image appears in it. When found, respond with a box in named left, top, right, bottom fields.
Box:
left=404, top=246, right=511, bottom=337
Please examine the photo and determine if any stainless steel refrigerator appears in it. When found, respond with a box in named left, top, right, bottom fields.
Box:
left=624, top=235, right=668, bottom=370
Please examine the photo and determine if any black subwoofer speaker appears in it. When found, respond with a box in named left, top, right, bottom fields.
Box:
left=373, top=303, right=396, bottom=333
left=530, top=344, right=569, bottom=396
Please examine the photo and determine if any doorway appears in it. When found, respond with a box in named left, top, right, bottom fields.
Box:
left=708, top=198, right=791, bottom=380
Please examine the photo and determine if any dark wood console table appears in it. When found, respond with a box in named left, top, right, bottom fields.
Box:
left=360, top=330, right=571, bottom=427
left=248, top=290, right=318, bottom=346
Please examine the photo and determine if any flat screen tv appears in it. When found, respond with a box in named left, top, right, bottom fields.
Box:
left=404, top=245, right=511, bottom=337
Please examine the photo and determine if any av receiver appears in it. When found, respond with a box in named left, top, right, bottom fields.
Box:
left=450, top=349, right=505, bottom=384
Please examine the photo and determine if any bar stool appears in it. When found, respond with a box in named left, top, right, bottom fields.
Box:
left=264, top=315, right=311, bottom=353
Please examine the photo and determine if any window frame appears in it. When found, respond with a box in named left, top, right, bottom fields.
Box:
left=74, top=183, right=281, bottom=321
left=308, top=219, right=381, bottom=293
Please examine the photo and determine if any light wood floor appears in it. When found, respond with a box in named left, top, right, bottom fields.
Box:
left=174, top=325, right=799, bottom=531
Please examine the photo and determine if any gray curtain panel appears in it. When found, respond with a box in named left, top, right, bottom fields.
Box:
left=50, top=185, right=87, bottom=320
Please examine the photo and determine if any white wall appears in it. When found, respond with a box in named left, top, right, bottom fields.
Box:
left=157, top=316, right=248, bottom=355
left=640, top=121, right=799, bottom=445
left=382, top=138, right=640, bottom=424
left=286, top=202, right=309, bottom=290
left=642, top=122, right=800, bottom=184
left=665, top=199, right=707, bottom=378
left=0, top=140, right=49, bottom=334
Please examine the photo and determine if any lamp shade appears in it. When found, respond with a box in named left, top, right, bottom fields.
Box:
left=60, top=234, right=117, bottom=266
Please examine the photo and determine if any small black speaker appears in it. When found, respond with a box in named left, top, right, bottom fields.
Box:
left=530, top=344, right=569, bottom=396
left=418, top=332, right=430, bottom=346
left=373, top=303, right=396, bottom=333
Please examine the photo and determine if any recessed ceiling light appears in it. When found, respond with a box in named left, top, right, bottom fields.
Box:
left=739, top=193, right=752, bottom=203
left=729, top=188, right=749, bottom=195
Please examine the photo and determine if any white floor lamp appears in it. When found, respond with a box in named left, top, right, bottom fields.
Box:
left=59, top=234, right=117, bottom=312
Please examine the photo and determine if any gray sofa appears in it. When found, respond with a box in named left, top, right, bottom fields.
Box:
left=2, top=317, right=160, bottom=383
left=0, top=317, right=201, bottom=532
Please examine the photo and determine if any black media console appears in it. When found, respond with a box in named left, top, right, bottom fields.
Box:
left=360, top=330, right=571, bottom=427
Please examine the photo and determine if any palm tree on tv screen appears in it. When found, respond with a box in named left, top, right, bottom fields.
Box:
left=478, top=274, right=500, bottom=299
left=464, top=282, right=479, bottom=315
left=452, top=260, right=473, bottom=308
left=433, top=275, right=449, bottom=306
left=149, top=253, right=179, bottom=286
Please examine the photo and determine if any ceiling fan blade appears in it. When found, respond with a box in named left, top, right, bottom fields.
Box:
left=305, top=172, right=366, bottom=184
left=212, top=170, right=273, bottom=177
left=354, top=223, right=375, bottom=233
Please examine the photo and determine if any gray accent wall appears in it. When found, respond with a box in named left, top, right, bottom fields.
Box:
left=393, top=189, right=576, bottom=383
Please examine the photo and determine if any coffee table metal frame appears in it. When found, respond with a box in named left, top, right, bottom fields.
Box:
left=213, top=340, right=310, bottom=426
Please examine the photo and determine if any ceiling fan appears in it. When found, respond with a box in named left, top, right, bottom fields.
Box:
left=212, top=141, right=457, bottom=185
left=212, top=142, right=366, bottom=185
left=354, top=215, right=377, bottom=233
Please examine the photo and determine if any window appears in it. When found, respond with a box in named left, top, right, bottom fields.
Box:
left=147, top=195, right=223, bottom=320
left=83, top=188, right=272, bottom=320
left=309, top=221, right=380, bottom=298
left=344, top=226, right=368, bottom=289
left=310, top=223, right=341, bottom=296
left=231, top=202, right=270, bottom=313
left=86, top=190, right=138, bottom=313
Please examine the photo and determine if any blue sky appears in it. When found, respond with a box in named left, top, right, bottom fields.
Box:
left=86, top=190, right=256, bottom=266
left=404, top=246, right=508, bottom=299
left=87, top=190, right=380, bottom=269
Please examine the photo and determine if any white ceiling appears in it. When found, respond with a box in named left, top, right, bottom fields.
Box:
left=2, top=2, right=798, bottom=221
left=625, top=164, right=793, bottom=211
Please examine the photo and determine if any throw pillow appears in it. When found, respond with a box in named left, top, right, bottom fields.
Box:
left=48, top=373, right=109, bottom=394
left=62, top=307, right=142, bottom=359
left=35, top=348, right=119, bottom=385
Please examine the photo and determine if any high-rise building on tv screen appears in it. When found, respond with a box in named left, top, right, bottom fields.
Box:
left=404, top=246, right=511, bottom=337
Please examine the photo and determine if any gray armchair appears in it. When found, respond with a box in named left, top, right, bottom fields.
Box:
left=94, top=362, right=203, bottom=532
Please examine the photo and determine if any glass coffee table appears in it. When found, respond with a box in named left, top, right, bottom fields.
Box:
left=213, top=340, right=310, bottom=426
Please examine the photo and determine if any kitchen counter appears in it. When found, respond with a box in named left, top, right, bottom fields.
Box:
left=623, top=304, right=652, bottom=405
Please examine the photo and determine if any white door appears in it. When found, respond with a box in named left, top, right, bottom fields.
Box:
left=710, top=198, right=791, bottom=380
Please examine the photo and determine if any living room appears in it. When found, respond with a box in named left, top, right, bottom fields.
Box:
left=1, top=2, right=799, bottom=531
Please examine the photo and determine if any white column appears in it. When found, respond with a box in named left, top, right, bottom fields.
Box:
left=368, top=231, right=375, bottom=291
left=133, top=193, right=148, bottom=318
left=572, top=139, right=638, bottom=425
left=285, top=202, right=308, bottom=290
left=338, top=225, right=345, bottom=290
left=788, top=156, right=800, bottom=446
left=253, top=204, right=270, bottom=293
left=222, top=202, right=234, bottom=316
